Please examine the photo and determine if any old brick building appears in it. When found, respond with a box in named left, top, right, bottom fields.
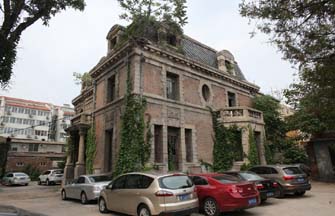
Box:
left=65, top=24, right=266, bottom=180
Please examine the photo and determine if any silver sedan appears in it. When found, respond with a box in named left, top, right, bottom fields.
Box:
left=61, top=174, right=113, bottom=204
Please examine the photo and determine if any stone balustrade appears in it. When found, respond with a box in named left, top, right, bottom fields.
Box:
left=220, top=106, right=264, bottom=124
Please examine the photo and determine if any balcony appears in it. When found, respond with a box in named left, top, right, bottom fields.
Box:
left=219, top=106, right=264, bottom=125
left=71, top=113, right=91, bottom=126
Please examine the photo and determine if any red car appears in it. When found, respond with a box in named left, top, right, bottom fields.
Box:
left=189, top=173, right=260, bottom=216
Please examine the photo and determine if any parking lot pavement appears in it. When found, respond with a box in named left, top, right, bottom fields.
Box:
left=0, top=181, right=335, bottom=216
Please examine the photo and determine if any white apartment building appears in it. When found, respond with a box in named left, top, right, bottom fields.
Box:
left=0, top=96, right=74, bottom=142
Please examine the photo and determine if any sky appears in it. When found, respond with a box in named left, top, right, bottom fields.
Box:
left=0, top=0, right=296, bottom=106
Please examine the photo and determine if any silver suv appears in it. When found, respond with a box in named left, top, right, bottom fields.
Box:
left=249, top=165, right=311, bottom=197
left=38, top=169, right=63, bottom=185
left=98, top=172, right=199, bottom=216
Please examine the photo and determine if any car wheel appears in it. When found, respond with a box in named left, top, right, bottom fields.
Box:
left=80, top=192, right=88, bottom=204
left=61, top=190, right=67, bottom=200
left=295, top=191, right=306, bottom=196
left=38, top=180, right=41, bottom=185
left=203, top=197, right=220, bottom=216
left=278, top=185, right=285, bottom=198
left=137, top=204, right=151, bottom=216
left=46, top=179, right=50, bottom=186
left=261, top=198, right=267, bottom=203
left=99, top=197, right=108, bottom=213
left=25, top=183, right=28, bottom=186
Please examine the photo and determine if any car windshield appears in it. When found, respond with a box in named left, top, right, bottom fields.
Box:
left=14, top=173, right=27, bottom=177
left=283, top=167, right=303, bottom=175
left=239, top=172, right=264, bottom=181
left=212, top=175, right=240, bottom=184
left=159, top=175, right=193, bottom=189
left=53, top=170, right=63, bottom=174
left=89, top=175, right=113, bottom=183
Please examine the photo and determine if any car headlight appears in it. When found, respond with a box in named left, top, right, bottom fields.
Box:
left=94, top=185, right=102, bottom=191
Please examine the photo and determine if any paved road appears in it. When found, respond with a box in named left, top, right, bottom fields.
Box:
left=0, top=181, right=334, bottom=216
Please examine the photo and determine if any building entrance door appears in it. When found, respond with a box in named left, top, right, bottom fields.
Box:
left=168, top=127, right=179, bottom=171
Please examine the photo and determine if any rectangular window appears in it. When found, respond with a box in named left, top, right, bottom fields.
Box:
left=228, top=92, right=236, bottom=107
left=10, top=117, right=15, bottom=123
left=107, top=75, right=116, bottom=102
left=16, top=162, right=24, bottom=167
left=154, top=125, right=163, bottom=163
left=28, top=144, right=39, bottom=152
left=185, top=129, right=193, bottom=163
left=166, top=73, right=179, bottom=100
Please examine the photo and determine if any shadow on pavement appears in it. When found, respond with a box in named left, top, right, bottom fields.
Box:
left=0, top=205, right=47, bottom=216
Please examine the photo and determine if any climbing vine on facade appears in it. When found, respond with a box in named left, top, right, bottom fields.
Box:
left=114, top=58, right=150, bottom=176
left=248, top=125, right=259, bottom=166
left=210, top=108, right=234, bottom=172
left=86, top=126, right=96, bottom=174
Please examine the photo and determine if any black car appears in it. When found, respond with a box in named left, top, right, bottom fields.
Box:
left=223, top=171, right=280, bottom=202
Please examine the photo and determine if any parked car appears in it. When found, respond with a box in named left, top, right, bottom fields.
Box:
left=249, top=165, right=311, bottom=197
left=38, top=169, right=64, bottom=185
left=223, top=171, right=280, bottom=202
left=98, top=172, right=199, bottom=216
left=1, top=172, right=30, bottom=186
left=294, top=163, right=311, bottom=177
left=61, top=174, right=113, bottom=204
left=189, top=173, right=260, bottom=216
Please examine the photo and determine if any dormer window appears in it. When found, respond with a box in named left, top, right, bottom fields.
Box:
left=167, top=34, right=177, bottom=46
left=109, top=37, right=117, bottom=51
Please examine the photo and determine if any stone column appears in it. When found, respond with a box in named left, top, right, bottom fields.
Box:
left=241, top=128, right=250, bottom=163
left=63, top=135, right=74, bottom=185
left=74, top=128, right=86, bottom=178
left=258, top=129, right=267, bottom=165
left=179, top=127, right=186, bottom=172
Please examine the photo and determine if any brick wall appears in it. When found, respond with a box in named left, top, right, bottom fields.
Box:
left=6, top=155, right=54, bottom=173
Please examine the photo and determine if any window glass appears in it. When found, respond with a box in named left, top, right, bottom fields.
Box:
left=125, top=175, right=142, bottom=189
left=112, top=175, right=127, bottom=189
left=192, top=176, right=208, bottom=185
left=166, top=73, right=179, bottom=100
left=159, top=175, right=193, bottom=189
left=14, top=173, right=28, bottom=177
left=239, top=172, right=264, bottom=181
left=77, top=177, right=86, bottom=184
left=7, top=173, right=13, bottom=177
left=141, top=176, right=154, bottom=189
left=270, top=168, right=278, bottom=174
left=89, top=175, right=113, bottom=183
left=283, top=167, right=303, bottom=175
left=212, top=175, right=240, bottom=184
left=44, top=171, right=51, bottom=175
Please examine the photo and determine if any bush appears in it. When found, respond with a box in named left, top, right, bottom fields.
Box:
left=22, top=164, right=41, bottom=181
left=283, top=140, right=308, bottom=164
left=240, top=163, right=252, bottom=171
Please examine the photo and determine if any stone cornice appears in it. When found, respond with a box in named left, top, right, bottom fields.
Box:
left=72, top=87, right=94, bottom=106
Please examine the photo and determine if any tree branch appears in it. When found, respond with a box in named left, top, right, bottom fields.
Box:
left=1, top=0, right=11, bottom=34
left=9, top=12, right=44, bottom=42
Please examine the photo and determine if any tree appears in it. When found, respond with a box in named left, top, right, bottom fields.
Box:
left=240, top=0, right=335, bottom=135
left=252, top=94, right=286, bottom=151
left=0, top=0, right=86, bottom=88
left=248, top=125, right=259, bottom=166
left=118, top=0, right=187, bottom=26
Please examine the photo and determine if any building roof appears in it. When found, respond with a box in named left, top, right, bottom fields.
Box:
left=181, top=36, right=246, bottom=81
left=9, top=138, right=65, bottom=145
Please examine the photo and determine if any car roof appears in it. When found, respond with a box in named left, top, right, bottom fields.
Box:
left=115, top=172, right=187, bottom=179
left=189, top=173, right=233, bottom=178
left=251, top=164, right=298, bottom=169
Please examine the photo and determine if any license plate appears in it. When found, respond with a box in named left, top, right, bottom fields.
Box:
left=266, top=192, right=274, bottom=197
left=178, top=194, right=190, bottom=201
left=248, top=198, right=257, bottom=205
left=297, top=178, right=304, bottom=182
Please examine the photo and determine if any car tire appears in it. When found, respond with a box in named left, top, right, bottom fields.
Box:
left=278, top=185, right=285, bottom=198
left=295, top=191, right=306, bottom=196
left=61, top=189, right=67, bottom=200
left=99, top=197, right=109, bottom=213
left=261, top=198, right=267, bottom=203
left=137, top=204, right=151, bottom=216
left=38, top=180, right=41, bottom=185
left=203, top=197, right=220, bottom=216
left=80, top=192, right=88, bottom=204
left=25, top=183, right=28, bottom=186
left=46, top=179, right=50, bottom=186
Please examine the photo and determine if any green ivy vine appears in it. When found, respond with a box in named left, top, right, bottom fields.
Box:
left=86, top=126, right=96, bottom=174
left=247, top=125, right=259, bottom=166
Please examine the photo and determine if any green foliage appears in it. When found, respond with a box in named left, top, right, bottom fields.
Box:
left=57, top=161, right=66, bottom=170
left=0, top=0, right=86, bottom=88
left=283, top=140, right=308, bottom=164
left=86, top=127, right=96, bottom=174
left=22, top=164, right=41, bottom=181
left=240, top=163, right=252, bottom=171
left=240, top=1, right=335, bottom=136
left=114, top=59, right=149, bottom=176
left=199, top=160, right=213, bottom=172
left=248, top=125, right=259, bottom=166
left=210, top=108, right=234, bottom=172
left=0, top=140, right=10, bottom=178
left=73, top=72, right=93, bottom=89
left=65, top=137, right=73, bottom=157
left=118, top=0, right=187, bottom=27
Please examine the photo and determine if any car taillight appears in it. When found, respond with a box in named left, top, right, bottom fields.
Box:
left=155, top=190, right=174, bottom=197
left=256, top=183, right=264, bottom=190
left=283, top=175, right=294, bottom=181
left=229, top=185, right=243, bottom=194
left=273, top=182, right=279, bottom=187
